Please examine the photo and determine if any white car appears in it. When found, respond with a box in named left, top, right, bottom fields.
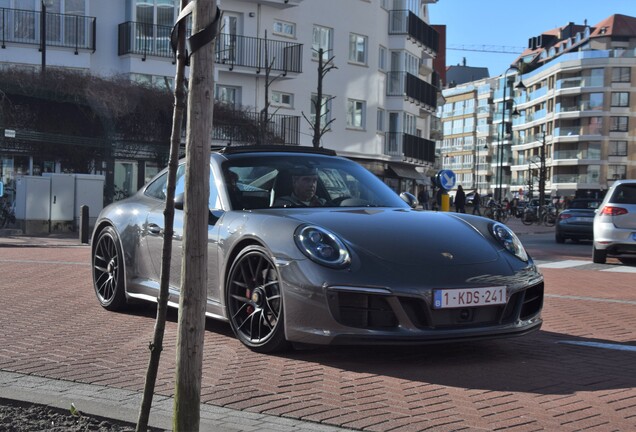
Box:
left=593, top=179, right=636, bottom=264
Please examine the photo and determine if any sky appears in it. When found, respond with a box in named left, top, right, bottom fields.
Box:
left=428, top=0, right=636, bottom=77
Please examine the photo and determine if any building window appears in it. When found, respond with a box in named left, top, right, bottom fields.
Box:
left=610, top=116, right=628, bottom=132
left=347, top=99, right=366, bottom=129
left=312, top=25, right=333, bottom=61
left=348, top=33, right=368, bottom=65
left=271, top=91, right=294, bottom=108
left=609, top=141, right=628, bottom=156
left=273, top=19, right=295, bottom=38
left=378, top=45, right=387, bottom=71
left=612, top=67, right=631, bottom=83
left=131, top=73, right=174, bottom=90
left=607, top=165, right=627, bottom=181
left=215, top=85, right=241, bottom=108
left=611, top=92, right=629, bottom=107
left=310, top=94, right=332, bottom=129
left=377, top=108, right=385, bottom=132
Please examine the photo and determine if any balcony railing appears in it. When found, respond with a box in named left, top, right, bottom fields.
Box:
left=553, top=174, right=598, bottom=184
left=0, top=7, right=96, bottom=51
left=387, top=71, right=437, bottom=110
left=212, top=112, right=300, bottom=145
left=384, top=133, right=435, bottom=163
left=118, top=22, right=303, bottom=73
left=553, top=149, right=601, bottom=160
left=388, top=10, right=438, bottom=55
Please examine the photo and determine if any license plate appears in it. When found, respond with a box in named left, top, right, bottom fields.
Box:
left=572, top=217, right=593, bottom=223
left=433, top=286, right=507, bottom=309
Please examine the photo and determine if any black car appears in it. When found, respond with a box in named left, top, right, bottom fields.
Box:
left=555, top=198, right=601, bottom=243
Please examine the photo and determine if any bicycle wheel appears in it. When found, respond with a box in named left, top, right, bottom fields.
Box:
left=521, top=211, right=533, bottom=225
left=499, top=210, right=509, bottom=224
left=543, top=212, right=556, bottom=227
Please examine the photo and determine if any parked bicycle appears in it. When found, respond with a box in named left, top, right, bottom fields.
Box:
left=521, top=204, right=557, bottom=227
left=0, top=195, right=16, bottom=229
left=484, top=200, right=509, bottom=223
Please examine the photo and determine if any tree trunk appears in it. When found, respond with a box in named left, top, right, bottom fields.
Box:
left=135, top=1, right=188, bottom=431
left=173, top=0, right=216, bottom=431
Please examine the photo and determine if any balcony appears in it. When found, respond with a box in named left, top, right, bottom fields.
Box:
left=388, top=10, right=438, bottom=55
left=118, top=22, right=303, bottom=74
left=385, top=133, right=435, bottom=163
left=387, top=71, right=437, bottom=111
left=554, top=125, right=602, bottom=137
left=212, top=112, right=300, bottom=145
left=0, top=7, right=96, bottom=52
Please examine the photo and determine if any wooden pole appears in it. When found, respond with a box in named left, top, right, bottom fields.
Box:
left=173, top=0, right=216, bottom=430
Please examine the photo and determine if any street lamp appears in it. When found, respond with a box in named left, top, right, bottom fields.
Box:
left=40, top=0, right=54, bottom=79
left=538, top=130, right=547, bottom=207
left=496, top=66, right=526, bottom=204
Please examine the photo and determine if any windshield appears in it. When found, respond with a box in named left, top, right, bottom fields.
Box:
left=222, top=153, right=409, bottom=210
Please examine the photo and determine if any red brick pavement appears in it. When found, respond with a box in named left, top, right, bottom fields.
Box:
left=1, top=246, right=635, bottom=431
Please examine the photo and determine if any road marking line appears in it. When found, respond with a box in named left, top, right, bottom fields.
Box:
left=601, top=266, right=636, bottom=273
left=558, top=340, right=636, bottom=353
left=537, top=260, right=590, bottom=269
left=546, top=294, right=636, bottom=305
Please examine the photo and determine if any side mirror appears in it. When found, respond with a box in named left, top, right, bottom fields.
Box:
left=174, top=193, right=184, bottom=210
left=400, top=192, right=418, bottom=209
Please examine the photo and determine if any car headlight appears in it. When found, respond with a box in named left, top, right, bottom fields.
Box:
left=294, top=225, right=351, bottom=268
left=491, top=222, right=529, bottom=262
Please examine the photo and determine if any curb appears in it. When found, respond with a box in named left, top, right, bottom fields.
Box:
left=0, top=371, right=353, bottom=432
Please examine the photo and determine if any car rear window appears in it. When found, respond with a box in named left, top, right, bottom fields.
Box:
left=570, top=200, right=597, bottom=209
left=610, top=184, right=636, bottom=205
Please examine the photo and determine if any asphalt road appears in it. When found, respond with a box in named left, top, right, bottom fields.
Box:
left=1, top=235, right=635, bottom=431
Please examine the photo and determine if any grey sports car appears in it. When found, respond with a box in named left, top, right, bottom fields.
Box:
left=91, top=146, right=544, bottom=353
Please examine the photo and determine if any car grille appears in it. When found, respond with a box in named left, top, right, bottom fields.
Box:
left=328, top=282, right=544, bottom=330
left=330, top=291, right=398, bottom=329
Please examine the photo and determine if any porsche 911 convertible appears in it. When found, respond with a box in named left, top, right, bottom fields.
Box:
left=91, top=146, right=544, bottom=352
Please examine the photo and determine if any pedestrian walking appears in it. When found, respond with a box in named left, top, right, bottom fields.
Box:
left=455, top=185, right=466, bottom=213
left=472, top=190, right=481, bottom=215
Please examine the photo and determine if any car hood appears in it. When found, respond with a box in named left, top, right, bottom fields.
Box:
left=274, top=208, right=500, bottom=266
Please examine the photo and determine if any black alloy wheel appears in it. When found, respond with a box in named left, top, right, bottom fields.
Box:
left=92, top=226, right=127, bottom=311
left=226, top=245, right=289, bottom=353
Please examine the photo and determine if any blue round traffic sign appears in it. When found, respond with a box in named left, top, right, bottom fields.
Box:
left=436, top=170, right=456, bottom=191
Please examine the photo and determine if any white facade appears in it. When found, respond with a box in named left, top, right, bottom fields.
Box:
left=0, top=0, right=440, bottom=193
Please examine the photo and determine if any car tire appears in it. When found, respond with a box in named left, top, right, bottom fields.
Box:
left=555, top=233, right=565, bottom=244
left=92, top=226, right=127, bottom=311
left=592, top=246, right=607, bottom=264
left=226, top=245, right=290, bottom=353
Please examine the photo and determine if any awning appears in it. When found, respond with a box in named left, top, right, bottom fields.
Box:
left=388, top=164, right=430, bottom=185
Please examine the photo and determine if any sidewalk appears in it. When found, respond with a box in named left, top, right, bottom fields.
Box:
left=0, top=370, right=350, bottom=432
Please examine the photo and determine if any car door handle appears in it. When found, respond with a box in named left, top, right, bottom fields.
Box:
left=148, top=224, right=163, bottom=235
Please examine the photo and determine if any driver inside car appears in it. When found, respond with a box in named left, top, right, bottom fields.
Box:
left=274, top=166, right=326, bottom=207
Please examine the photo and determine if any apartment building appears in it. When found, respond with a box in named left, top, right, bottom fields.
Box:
left=439, top=13, right=636, bottom=203
left=0, top=0, right=440, bottom=198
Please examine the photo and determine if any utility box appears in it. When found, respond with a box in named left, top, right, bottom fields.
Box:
left=74, top=174, right=105, bottom=232
left=15, top=176, right=52, bottom=235
left=48, top=173, right=76, bottom=233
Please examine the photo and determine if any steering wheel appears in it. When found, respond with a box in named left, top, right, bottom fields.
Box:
left=329, top=196, right=352, bottom=206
